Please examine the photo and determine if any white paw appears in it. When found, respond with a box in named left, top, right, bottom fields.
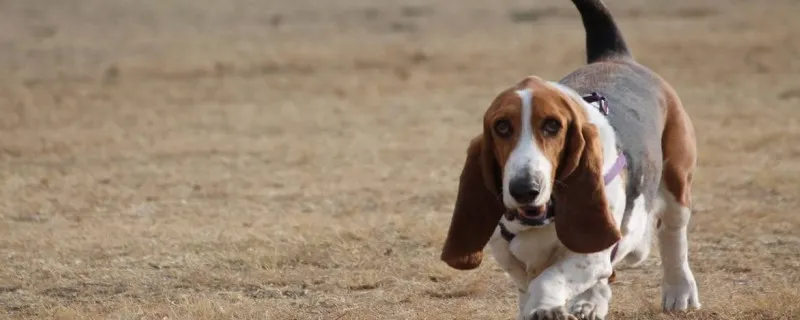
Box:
left=527, top=306, right=578, bottom=320
left=569, top=301, right=603, bottom=320
left=662, top=277, right=701, bottom=311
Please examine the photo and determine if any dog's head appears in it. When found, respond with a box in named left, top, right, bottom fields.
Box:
left=440, top=76, right=622, bottom=270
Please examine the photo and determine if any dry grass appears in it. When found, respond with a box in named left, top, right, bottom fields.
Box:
left=1, top=0, right=799, bottom=319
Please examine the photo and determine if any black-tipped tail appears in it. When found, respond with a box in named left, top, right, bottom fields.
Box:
left=570, top=0, right=631, bottom=63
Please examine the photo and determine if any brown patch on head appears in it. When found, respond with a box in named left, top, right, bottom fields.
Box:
left=481, top=77, right=577, bottom=184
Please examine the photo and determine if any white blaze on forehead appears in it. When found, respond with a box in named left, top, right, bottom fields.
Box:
left=501, top=88, right=554, bottom=209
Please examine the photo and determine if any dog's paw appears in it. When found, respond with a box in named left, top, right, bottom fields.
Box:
left=569, top=301, right=603, bottom=320
left=662, top=280, right=701, bottom=312
left=662, top=268, right=700, bottom=312
left=527, top=306, right=578, bottom=320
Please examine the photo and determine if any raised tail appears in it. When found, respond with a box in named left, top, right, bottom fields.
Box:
left=570, top=0, right=631, bottom=63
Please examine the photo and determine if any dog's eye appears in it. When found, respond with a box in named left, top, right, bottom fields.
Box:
left=494, top=119, right=513, bottom=138
left=541, top=119, right=561, bottom=136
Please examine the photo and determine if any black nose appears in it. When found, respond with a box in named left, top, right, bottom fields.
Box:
left=509, top=175, right=540, bottom=204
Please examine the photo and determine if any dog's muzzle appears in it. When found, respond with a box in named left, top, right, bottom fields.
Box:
left=504, top=198, right=555, bottom=227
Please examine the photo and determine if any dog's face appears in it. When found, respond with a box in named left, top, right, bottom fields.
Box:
left=484, top=80, right=576, bottom=221
left=439, top=76, right=622, bottom=270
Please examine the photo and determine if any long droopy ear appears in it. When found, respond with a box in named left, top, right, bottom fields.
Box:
left=440, top=135, right=505, bottom=270
left=554, top=118, right=622, bottom=254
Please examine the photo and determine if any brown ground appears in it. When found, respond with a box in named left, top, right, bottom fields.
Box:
left=1, top=0, right=799, bottom=319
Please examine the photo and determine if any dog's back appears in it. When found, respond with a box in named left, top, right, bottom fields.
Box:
left=560, top=0, right=701, bottom=311
left=558, top=0, right=680, bottom=215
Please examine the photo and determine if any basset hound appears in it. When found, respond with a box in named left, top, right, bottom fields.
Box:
left=439, top=0, right=700, bottom=319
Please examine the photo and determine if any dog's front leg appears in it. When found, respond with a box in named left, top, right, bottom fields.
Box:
left=521, top=252, right=612, bottom=320
left=569, top=279, right=612, bottom=320
left=488, top=231, right=531, bottom=320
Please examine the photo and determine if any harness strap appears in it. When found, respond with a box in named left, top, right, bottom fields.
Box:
left=499, top=221, right=516, bottom=242
left=603, top=153, right=627, bottom=185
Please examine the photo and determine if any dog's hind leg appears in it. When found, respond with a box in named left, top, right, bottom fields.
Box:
left=657, top=183, right=700, bottom=311
left=657, top=87, right=701, bottom=311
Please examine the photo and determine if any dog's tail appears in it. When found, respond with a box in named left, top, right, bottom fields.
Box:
left=570, top=0, right=631, bottom=63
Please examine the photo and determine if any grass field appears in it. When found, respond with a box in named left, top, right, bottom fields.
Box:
left=1, top=0, right=799, bottom=319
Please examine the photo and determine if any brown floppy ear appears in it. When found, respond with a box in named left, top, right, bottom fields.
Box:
left=440, top=134, right=505, bottom=270
left=554, top=122, right=622, bottom=254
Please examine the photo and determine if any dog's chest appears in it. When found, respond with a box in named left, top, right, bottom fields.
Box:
left=507, top=226, right=562, bottom=275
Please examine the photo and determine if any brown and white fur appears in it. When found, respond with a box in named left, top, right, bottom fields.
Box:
left=439, top=1, right=700, bottom=319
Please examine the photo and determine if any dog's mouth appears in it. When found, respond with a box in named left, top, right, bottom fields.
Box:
left=504, top=200, right=555, bottom=226
left=517, top=205, right=547, bottom=219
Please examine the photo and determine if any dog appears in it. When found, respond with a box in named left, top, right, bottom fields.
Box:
left=438, top=0, right=700, bottom=319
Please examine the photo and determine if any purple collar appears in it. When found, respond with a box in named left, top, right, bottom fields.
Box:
left=603, top=153, right=626, bottom=263
left=584, top=91, right=626, bottom=185
left=603, top=154, right=627, bottom=185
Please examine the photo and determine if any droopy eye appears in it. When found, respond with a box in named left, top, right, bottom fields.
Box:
left=541, top=118, right=562, bottom=136
left=494, top=119, right=513, bottom=138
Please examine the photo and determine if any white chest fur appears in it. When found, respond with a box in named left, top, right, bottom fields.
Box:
left=510, top=225, right=563, bottom=273
left=488, top=222, right=564, bottom=289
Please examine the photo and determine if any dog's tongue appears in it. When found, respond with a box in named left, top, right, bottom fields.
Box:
left=517, top=206, right=546, bottom=219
